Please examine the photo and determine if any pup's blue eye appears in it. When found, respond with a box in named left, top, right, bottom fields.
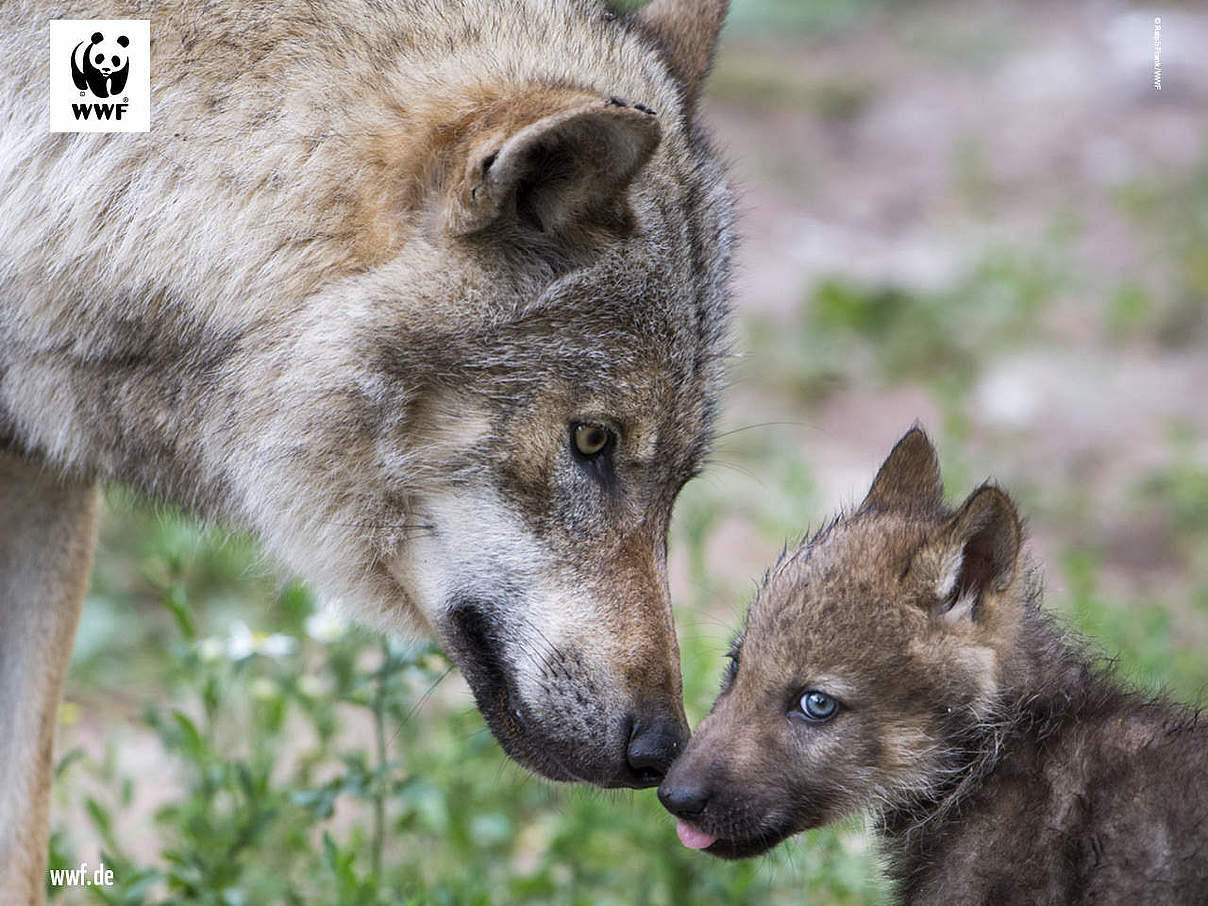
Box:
left=799, top=690, right=838, bottom=721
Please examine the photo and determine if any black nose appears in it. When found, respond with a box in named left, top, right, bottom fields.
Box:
left=625, top=716, right=688, bottom=786
left=658, top=782, right=709, bottom=819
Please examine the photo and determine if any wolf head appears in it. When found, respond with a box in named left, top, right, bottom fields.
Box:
left=215, top=0, right=733, bottom=788
left=659, top=429, right=1035, bottom=855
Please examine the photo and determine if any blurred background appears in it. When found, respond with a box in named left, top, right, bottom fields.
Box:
left=50, top=1, right=1208, bottom=903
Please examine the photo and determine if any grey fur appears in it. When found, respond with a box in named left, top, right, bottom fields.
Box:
left=1, top=0, right=733, bottom=896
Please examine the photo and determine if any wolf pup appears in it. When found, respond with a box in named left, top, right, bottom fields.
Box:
left=660, top=429, right=1208, bottom=904
left=1, top=0, right=733, bottom=898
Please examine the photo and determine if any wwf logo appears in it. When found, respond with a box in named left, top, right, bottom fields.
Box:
left=71, top=31, right=130, bottom=100
left=50, top=19, right=149, bottom=133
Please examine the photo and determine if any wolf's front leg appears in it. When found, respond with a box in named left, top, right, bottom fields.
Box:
left=0, top=452, right=98, bottom=906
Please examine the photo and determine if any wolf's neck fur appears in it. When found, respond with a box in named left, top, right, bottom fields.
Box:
left=874, top=584, right=1189, bottom=901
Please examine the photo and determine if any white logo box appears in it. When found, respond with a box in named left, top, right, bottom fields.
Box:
left=49, top=19, right=150, bottom=133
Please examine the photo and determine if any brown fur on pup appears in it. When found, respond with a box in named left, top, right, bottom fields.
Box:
left=660, top=428, right=1208, bottom=904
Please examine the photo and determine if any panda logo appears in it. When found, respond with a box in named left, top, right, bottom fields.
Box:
left=70, top=31, right=130, bottom=99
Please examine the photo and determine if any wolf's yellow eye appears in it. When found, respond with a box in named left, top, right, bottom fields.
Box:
left=799, top=690, right=838, bottom=721
left=573, top=423, right=611, bottom=458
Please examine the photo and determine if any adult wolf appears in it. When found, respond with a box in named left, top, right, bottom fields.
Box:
left=0, top=0, right=733, bottom=898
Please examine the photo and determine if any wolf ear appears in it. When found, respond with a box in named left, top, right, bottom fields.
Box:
left=631, top=0, right=729, bottom=110
left=931, top=485, right=1021, bottom=623
left=445, top=101, right=660, bottom=242
left=861, top=428, right=943, bottom=514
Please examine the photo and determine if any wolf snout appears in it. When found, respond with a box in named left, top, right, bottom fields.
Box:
left=657, top=780, right=708, bottom=819
left=624, top=714, right=689, bottom=786
left=657, top=744, right=712, bottom=818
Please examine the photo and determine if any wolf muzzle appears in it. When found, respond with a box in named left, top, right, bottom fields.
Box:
left=443, top=599, right=687, bottom=787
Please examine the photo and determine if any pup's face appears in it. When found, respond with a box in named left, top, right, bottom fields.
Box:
left=659, top=430, right=1023, bottom=857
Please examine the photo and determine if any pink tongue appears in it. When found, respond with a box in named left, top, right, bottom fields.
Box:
left=676, top=820, right=718, bottom=850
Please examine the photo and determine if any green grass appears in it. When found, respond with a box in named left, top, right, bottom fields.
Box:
left=1112, top=153, right=1208, bottom=346
left=51, top=494, right=887, bottom=906
left=744, top=235, right=1070, bottom=407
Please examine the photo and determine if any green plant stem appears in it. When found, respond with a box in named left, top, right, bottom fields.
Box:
left=372, top=638, right=389, bottom=881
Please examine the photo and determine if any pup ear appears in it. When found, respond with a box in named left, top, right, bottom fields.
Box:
left=631, top=0, right=729, bottom=111
left=445, top=100, right=660, bottom=242
left=861, top=427, right=943, bottom=514
left=931, top=485, right=1021, bottom=623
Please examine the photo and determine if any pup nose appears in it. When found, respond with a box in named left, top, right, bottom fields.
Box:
left=658, top=782, right=709, bottom=819
left=626, top=716, right=688, bottom=786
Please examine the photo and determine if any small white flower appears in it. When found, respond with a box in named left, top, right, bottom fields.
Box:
left=297, top=674, right=328, bottom=698
left=258, top=632, right=297, bottom=658
left=225, top=621, right=255, bottom=660
left=224, top=620, right=296, bottom=660
left=304, top=610, right=348, bottom=643
left=198, top=637, right=225, bottom=663
left=250, top=677, right=279, bottom=701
